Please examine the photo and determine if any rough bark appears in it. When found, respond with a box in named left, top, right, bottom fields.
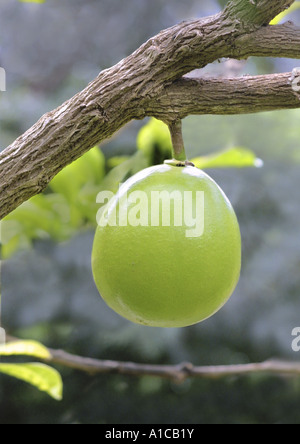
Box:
left=0, top=0, right=299, bottom=219
left=148, top=72, right=300, bottom=120
left=233, top=22, right=300, bottom=59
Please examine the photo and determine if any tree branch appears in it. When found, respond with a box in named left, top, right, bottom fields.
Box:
left=224, top=0, right=294, bottom=27
left=233, top=23, right=300, bottom=60
left=6, top=335, right=300, bottom=382
left=46, top=346, right=300, bottom=382
left=0, top=0, right=298, bottom=219
left=147, top=72, right=300, bottom=120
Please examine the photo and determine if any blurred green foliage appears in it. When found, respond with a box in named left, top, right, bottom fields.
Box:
left=137, top=117, right=173, bottom=163
left=271, top=2, right=300, bottom=25
left=2, top=147, right=105, bottom=258
left=19, top=0, right=45, bottom=3
left=192, top=147, right=262, bottom=169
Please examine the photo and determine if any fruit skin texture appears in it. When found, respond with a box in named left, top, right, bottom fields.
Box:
left=92, top=164, right=241, bottom=328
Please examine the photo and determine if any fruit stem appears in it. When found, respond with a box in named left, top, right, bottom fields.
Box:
left=168, top=120, right=187, bottom=162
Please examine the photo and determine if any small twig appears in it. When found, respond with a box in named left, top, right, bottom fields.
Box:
left=44, top=347, right=300, bottom=382
left=168, top=120, right=187, bottom=161
left=6, top=336, right=300, bottom=382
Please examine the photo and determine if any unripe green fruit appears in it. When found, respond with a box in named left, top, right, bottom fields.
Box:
left=92, top=164, right=241, bottom=328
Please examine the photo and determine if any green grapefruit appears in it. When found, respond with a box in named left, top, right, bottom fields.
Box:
left=92, top=164, right=241, bottom=328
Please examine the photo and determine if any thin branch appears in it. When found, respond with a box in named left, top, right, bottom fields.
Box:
left=233, top=23, right=300, bottom=60
left=5, top=336, right=300, bottom=382
left=45, top=346, right=300, bottom=382
left=0, top=0, right=299, bottom=219
left=168, top=120, right=187, bottom=161
left=147, top=72, right=300, bottom=120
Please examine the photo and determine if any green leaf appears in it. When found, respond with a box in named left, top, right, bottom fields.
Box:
left=191, top=147, right=263, bottom=169
left=99, top=151, right=148, bottom=195
left=137, top=118, right=172, bottom=162
left=0, top=340, right=51, bottom=360
left=107, top=156, right=131, bottom=169
left=49, top=146, right=105, bottom=202
left=1, top=147, right=106, bottom=258
left=2, top=193, right=75, bottom=258
left=19, top=0, right=45, bottom=3
left=270, top=2, right=300, bottom=25
left=0, top=363, right=62, bottom=401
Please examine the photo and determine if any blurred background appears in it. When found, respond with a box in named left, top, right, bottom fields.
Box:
left=1, top=0, right=300, bottom=424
